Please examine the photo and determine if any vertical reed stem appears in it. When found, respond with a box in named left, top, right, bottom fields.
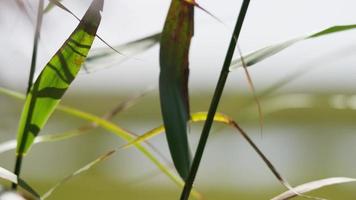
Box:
left=13, top=0, right=44, bottom=190
left=180, top=1, right=250, bottom=199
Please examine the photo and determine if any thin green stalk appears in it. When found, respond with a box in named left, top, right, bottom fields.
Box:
left=180, top=0, right=250, bottom=199
left=13, top=0, right=44, bottom=190
left=26, top=0, right=44, bottom=94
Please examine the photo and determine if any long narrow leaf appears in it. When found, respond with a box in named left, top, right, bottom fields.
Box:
left=44, top=0, right=62, bottom=13
left=51, top=105, right=203, bottom=199
left=271, top=177, right=356, bottom=200
left=230, top=24, right=356, bottom=70
left=0, top=87, right=297, bottom=199
left=125, top=112, right=298, bottom=196
left=0, top=167, right=40, bottom=198
left=85, top=33, right=161, bottom=72
left=159, top=0, right=194, bottom=180
left=0, top=89, right=149, bottom=154
left=16, top=0, right=103, bottom=156
left=48, top=0, right=122, bottom=55
left=0, top=87, right=202, bottom=199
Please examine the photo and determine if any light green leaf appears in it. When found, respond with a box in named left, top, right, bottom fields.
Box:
left=159, top=0, right=194, bottom=180
left=230, top=24, right=356, bottom=70
left=0, top=87, right=203, bottom=199
left=0, top=89, right=149, bottom=155
left=16, top=0, right=104, bottom=156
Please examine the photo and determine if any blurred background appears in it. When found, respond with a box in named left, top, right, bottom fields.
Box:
left=1, top=0, right=356, bottom=199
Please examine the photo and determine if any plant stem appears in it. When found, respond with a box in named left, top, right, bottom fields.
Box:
left=26, top=0, right=44, bottom=95
left=180, top=0, right=250, bottom=199
left=12, top=0, right=44, bottom=190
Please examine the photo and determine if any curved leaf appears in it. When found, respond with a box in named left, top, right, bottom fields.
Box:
left=0, top=89, right=149, bottom=154
left=230, top=24, right=356, bottom=70
left=159, top=0, right=194, bottom=180
left=0, top=87, right=202, bottom=199
left=16, top=0, right=104, bottom=156
left=271, top=177, right=356, bottom=200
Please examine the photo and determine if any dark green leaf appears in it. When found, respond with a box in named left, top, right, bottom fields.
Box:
left=159, top=0, right=194, bottom=180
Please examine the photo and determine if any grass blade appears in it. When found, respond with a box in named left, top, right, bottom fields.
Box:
left=14, top=0, right=104, bottom=184
left=0, top=87, right=205, bottom=198
left=41, top=149, right=116, bottom=199
left=85, top=33, right=161, bottom=72
left=124, top=112, right=295, bottom=193
left=0, top=89, right=149, bottom=154
left=0, top=167, right=40, bottom=198
left=26, top=0, right=44, bottom=95
left=48, top=105, right=203, bottom=200
left=230, top=24, right=356, bottom=70
left=181, top=1, right=250, bottom=198
left=122, top=112, right=231, bottom=148
left=271, top=177, right=356, bottom=200
left=159, top=0, right=194, bottom=180
left=44, top=0, right=62, bottom=13
left=48, top=0, right=123, bottom=56
left=237, top=46, right=264, bottom=136
left=1, top=87, right=294, bottom=199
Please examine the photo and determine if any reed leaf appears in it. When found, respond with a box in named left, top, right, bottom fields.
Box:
left=85, top=33, right=161, bottom=72
left=0, top=87, right=295, bottom=198
left=124, top=111, right=295, bottom=195
left=0, top=87, right=202, bottom=199
left=271, top=177, right=356, bottom=200
left=16, top=0, right=103, bottom=156
left=0, top=167, right=40, bottom=198
left=45, top=105, right=204, bottom=200
left=230, top=24, right=356, bottom=70
left=14, top=0, right=104, bottom=183
left=44, top=0, right=62, bottom=13
left=159, top=0, right=194, bottom=180
left=0, top=89, right=149, bottom=154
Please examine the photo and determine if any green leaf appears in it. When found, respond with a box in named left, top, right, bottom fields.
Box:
left=0, top=89, right=149, bottom=155
left=0, top=166, right=40, bottom=198
left=52, top=105, right=204, bottom=200
left=16, top=0, right=104, bottom=156
left=230, top=24, right=356, bottom=70
left=159, top=0, right=194, bottom=180
left=0, top=87, right=203, bottom=199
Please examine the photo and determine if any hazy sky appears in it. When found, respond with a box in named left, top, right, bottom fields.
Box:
left=1, top=0, right=356, bottom=94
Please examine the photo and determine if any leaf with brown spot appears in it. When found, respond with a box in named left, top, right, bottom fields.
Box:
left=16, top=0, right=104, bottom=157
left=159, top=0, right=194, bottom=180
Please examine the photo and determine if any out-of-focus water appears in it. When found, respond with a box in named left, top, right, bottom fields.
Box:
left=0, top=92, right=356, bottom=199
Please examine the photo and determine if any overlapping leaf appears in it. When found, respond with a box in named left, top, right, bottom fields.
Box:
left=16, top=0, right=103, bottom=156
left=159, top=0, right=194, bottom=180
